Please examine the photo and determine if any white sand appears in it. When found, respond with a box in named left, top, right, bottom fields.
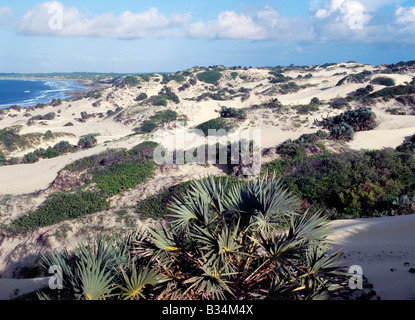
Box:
left=328, top=214, right=415, bottom=300
left=0, top=277, right=49, bottom=300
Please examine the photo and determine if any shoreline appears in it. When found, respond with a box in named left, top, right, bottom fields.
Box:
left=0, top=78, right=110, bottom=108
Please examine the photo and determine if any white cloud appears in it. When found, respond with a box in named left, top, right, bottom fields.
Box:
left=188, top=6, right=314, bottom=41
left=189, top=10, right=265, bottom=40
left=17, top=1, right=190, bottom=39
left=0, top=7, right=12, bottom=23
left=314, top=0, right=371, bottom=29
left=395, top=6, right=415, bottom=25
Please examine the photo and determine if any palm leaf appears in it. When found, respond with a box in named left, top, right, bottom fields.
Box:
left=77, top=257, right=115, bottom=300
left=119, top=262, right=162, bottom=300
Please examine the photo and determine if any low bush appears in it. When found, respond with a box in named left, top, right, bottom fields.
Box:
left=396, top=134, right=415, bottom=153
left=197, top=70, right=223, bottom=84
left=134, top=110, right=177, bottom=134
left=370, top=77, right=395, bottom=87
left=92, top=160, right=156, bottom=196
left=277, top=130, right=329, bottom=158
left=135, top=93, right=148, bottom=101
left=123, top=76, right=140, bottom=87
left=294, top=103, right=320, bottom=115
left=195, top=117, right=236, bottom=136
left=53, top=141, right=73, bottom=153
left=30, top=112, right=55, bottom=121
left=78, top=134, right=98, bottom=149
left=329, top=98, right=350, bottom=109
left=329, top=122, right=354, bottom=141
left=263, top=148, right=415, bottom=218
left=22, top=152, right=39, bottom=164
left=161, top=73, right=185, bottom=84
left=319, top=107, right=376, bottom=132
left=219, top=106, right=247, bottom=120
left=9, top=190, right=109, bottom=234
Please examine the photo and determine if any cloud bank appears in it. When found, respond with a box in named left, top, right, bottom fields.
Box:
left=17, top=1, right=190, bottom=39
left=13, top=1, right=415, bottom=44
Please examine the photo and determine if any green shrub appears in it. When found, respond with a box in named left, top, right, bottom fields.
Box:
left=53, top=141, right=73, bottom=153
left=78, top=134, right=98, bottom=149
left=44, top=130, right=54, bottom=140
left=92, top=160, right=156, bottom=196
left=135, top=93, right=148, bottom=101
left=9, top=191, right=109, bottom=234
left=146, top=95, right=167, bottom=107
left=319, top=107, right=376, bottom=132
left=294, top=103, right=320, bottom=115
left=30, top=112, right=55, bottom=121
left=162, top=73, right=185, bottom=84
left=277, top=131, right=329, bottom=158
left=219, top=106, right=247, bottom=120
left=369, top=85, right=415, bottom=100
left=22, top=152, right=39, bottom=164
left=262, top=148, right=415, bottom=218
left=123, top=76, right=140, bottom=86
left=269, top=72, right=293, bottom=83
left=195, top=117, right=236, bottom=136
left=370, top=77, right=395, bottom=87
left=150, top=110, right=177, bottom=124
left=130, top=141, right=159, bottom=160
left=135, top=121, right=158, bottom=134
left=231, top=72, right=238, bottom=80
left=44, top=147, right=60, bottom=159
left=0, top=150, right=6, bottom=166
left=329, top=98, right=350, bottom=109
left=197, top=70, right=223, bottom=84
left=330, top=122, right=354, bottom=141
left=396, top=134, right=415, bottom=153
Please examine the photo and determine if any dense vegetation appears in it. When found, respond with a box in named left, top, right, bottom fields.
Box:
left=6, top=143, right=159, bottom=234
left=317, top=107, right=377, bottom=132
left=37, top=175, right=348, bottom=300
left=263, top=147, right=415, bottom=219
left=9, top=191, right=109, bottom=234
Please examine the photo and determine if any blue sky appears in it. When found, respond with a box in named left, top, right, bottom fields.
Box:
left=0, top=1, right=415, bottom=73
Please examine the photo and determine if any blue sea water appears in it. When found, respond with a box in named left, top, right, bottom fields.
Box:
left=0, top=79, right=89, bottom=109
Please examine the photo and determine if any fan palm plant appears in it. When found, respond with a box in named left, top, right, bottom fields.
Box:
left=38, top=234, right=162, bottom=300
left=132, top=173, right=348, bottom=300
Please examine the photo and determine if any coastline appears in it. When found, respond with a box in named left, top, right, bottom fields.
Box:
left=0, top=78, right=110, bottom=108
left=63, top=81, right=109, bottom=100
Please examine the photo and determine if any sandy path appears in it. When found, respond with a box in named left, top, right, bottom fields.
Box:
left=328, top=214, right=415, bottom=300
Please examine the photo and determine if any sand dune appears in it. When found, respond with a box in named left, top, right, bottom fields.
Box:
left=329, top=214, right=415, bottom=300
left=1, top=64, right=415, bottom=300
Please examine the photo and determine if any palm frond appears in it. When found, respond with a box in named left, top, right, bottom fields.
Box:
left=183, top=265, right=235, bottom=300
left=119, top=262, right=162, bottom=300
left=77, top=257, right=115, bottom=300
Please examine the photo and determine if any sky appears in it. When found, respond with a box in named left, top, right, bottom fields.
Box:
left=0, top=0, right=415, bottom=73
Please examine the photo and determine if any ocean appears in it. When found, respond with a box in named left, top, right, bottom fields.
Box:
left=0, top=79, right=89, bottom=109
